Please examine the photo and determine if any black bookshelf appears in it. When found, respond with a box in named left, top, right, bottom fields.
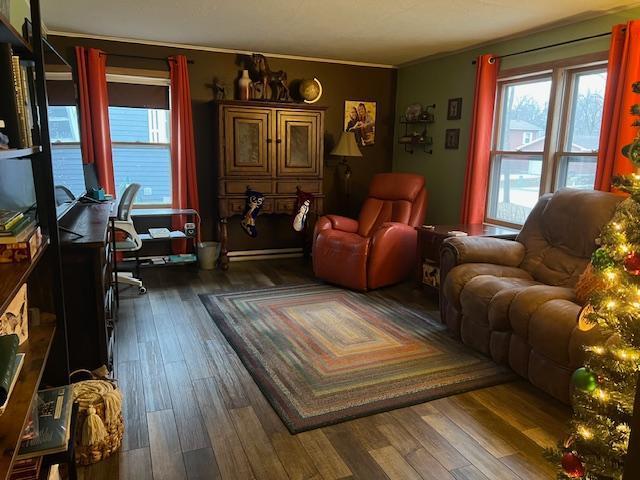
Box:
left=0, top=1, right=70, bottom=478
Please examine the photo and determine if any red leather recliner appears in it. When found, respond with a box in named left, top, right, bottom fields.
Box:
left=313, top=173, right=427, bottom=291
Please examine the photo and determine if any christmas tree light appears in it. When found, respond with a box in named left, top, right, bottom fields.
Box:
left=546, top=81, right=640, bottom=479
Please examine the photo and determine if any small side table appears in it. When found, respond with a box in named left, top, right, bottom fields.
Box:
left=416, top=223, right=520, bottom=293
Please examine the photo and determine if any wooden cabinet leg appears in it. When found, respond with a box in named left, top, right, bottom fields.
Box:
left=218, top=217, right=230, bottom=270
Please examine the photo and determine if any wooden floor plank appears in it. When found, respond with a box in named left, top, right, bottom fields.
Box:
left=116, top=300, right=139, bottom=363
left=229, top=406, right=289, bottom=480
left=271, top=431, right=321, bottom=480
left=192, top=377, right=255, bottom=480
left=164, top=361, right=211, bottom=452
left=118, top=361, right=149, bottom=451
left=405, top=447, right=456, bottom=480
left=183, top=447, right=222, bottom=480
left=369, top=445, right=422, bottom=480
left=451, top=464, right=491, bottom=480
left=147, top=409, right=188, bottom=480
left=120, top=447, right=153, bottom=480
left=138, top=341, right=172, bottom=412
left=297, top=429, right=352, bottom=480
left=134, top=293, right=159, bottom=343
left=417, top=404, right=521, bottom=480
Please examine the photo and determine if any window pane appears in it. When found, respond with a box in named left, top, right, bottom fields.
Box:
left=51, top=145, right=86, bottom=198
left=48, top=106, right=80, bottom=143
left=113, top=145, right=172, bottom=205
left=565, top=70, right=607, bottom=153
left=108, top=106, right=170, bottom=143
left=557, top=155, right=597, bottom=189
left=498, top=78, right=551, bottom=151
left=488, top=154, right=543, bottom=224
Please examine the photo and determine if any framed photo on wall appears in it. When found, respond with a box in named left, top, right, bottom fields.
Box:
left=344, top=100, right=376, bottom=146
left=447, top=97, right=462, bottom=120
left=445, top=129, right=460, bottom=149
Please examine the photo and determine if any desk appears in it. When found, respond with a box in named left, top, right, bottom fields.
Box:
left=59, top=202, right=116, bottom=372
left=416, top=224, right=520, bottom=292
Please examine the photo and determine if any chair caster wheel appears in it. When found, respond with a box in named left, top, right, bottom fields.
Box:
left=138, top=286, right=147, bottom=295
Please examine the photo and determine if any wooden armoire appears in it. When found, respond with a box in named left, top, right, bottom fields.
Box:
left=214, top=100, right=326, bottom=269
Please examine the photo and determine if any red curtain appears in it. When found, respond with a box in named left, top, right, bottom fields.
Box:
left=595, top=21, right=640, bottom=191
left=75, top=47, right=115, bottom=195
left=169, top=55, right=200, bottom=252
left=460, top=54, right=500, bottom=224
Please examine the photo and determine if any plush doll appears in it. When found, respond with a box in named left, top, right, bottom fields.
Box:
left=293, top=188, right=314, bottom=232
left=241, top=189, right=264, bottom=237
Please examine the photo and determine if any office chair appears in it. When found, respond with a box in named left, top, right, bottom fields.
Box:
left=114, top=183, right=146, bottom=294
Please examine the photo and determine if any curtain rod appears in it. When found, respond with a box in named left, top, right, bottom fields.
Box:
left=108, top=52, right=195, bottom=64
left=470, top=31, right=613, bottom=65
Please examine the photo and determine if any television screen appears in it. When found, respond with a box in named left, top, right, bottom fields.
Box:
left=0, top=159, right=36, bottom=212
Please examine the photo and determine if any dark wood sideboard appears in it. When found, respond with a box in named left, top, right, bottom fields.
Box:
left=59, top=202, right=116, bottom=373
left=213, top=100, right=326, bottom=269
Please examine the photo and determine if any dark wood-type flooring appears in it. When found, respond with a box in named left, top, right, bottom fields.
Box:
left=78, top=259, right=569, bottom=480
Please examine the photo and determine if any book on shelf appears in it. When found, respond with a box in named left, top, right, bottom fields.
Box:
left=0, top=43, right=38, bottom=149
left=0, top=215, right=34, bottom=236
left=0, top=225, right=42, bottom=263
left=17, top=385, right=74, bottom=460
left=9, top=457, right=42, bottom=480
left=0, top=210, right=23, bottom=230
left=0, top=333, right=21, bottom=405
left=0, top=352, right=25, bottom=415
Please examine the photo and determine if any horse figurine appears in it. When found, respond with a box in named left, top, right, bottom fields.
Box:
left=250, top=53, right=290, bottom=102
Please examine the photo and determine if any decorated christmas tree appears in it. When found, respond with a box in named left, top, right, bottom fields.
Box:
left=546, top=81, right=640, bottom=479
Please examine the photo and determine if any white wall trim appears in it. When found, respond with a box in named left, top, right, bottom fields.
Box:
left=228, top=247, right=303, bottom=257
left=47, top=30, right=398, bottom=69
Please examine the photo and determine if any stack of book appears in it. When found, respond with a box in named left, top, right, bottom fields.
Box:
left=0, top=210, right=41, bottom=263
left=0, top=43, right=38, bottom=149
left=0, top=334, right=25, bottom=416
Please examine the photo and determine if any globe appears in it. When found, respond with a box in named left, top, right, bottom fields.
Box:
left=299, top=78, right=322, bottom=103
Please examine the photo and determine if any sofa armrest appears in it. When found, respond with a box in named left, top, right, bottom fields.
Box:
left=441, top=236, right=525, bottom=267
left=325, top=215, right=359, bottom=233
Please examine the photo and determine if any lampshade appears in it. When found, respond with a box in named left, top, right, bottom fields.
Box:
left=330, top=131, right=363, bottom=157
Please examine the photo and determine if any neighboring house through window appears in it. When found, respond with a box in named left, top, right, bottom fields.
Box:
left=486, top=54, right=608, bottom=227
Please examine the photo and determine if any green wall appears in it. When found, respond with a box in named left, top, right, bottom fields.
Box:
left=393, top=6, right=640, bottom=224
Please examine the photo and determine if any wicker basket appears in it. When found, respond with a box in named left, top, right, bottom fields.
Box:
left=72, top=379, right=124, bottom=465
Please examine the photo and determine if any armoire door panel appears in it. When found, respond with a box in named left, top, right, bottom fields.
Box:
left=224, top=107, right=273, bottom=176
left=276, top=111, right=321, bottom=177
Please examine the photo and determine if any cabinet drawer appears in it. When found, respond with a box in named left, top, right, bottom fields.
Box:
left=275, top=198, right=296, bottom=214
left=226, top=198, right=273, bottom=215
left=224, top=180, right=272, bottom=195
left=276, top=180, right=322, bottom=194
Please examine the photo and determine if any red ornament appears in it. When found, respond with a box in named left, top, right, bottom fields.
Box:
left=624, top=252, right=640, bottom=276
left=562, top=451, right=586, bottom=478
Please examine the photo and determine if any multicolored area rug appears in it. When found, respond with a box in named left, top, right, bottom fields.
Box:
left=200, top=284, right=516, bottom=433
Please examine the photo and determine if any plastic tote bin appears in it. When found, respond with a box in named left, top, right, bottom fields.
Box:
left=198, top=241, right=220, bottom=270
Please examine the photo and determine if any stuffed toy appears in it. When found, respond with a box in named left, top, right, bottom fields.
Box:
left=293, top=189, right=314, bottom=232
left=241, top=189, right=264, bottom=237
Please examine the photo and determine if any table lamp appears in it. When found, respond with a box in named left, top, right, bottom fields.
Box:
left=330, top=131, right=362, bottom=199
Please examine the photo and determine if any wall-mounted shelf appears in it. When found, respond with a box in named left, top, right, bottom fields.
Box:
left=0, top=146, right=42, bottom=160
left=398, top=104, right=435, bottom=155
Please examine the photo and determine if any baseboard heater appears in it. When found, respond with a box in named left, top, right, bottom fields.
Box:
left=228, top=247, right=304, bottom=262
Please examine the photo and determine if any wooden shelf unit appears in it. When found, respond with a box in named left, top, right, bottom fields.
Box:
left=0, top=1, right=70, bottom=478
left=0, top=325, right=55, bottom=477
left=0, top=236, right=48, bottom=315
left=0, top=146, right=41, bottom=160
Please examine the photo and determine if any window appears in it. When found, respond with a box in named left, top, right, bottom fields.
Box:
left=48, top=104, right=86, bottom=198
left=487, top=58, right=607, bottom=226
left=107, top=74, right=172, bottom=206
left=109, top=106, right=171, bottom=206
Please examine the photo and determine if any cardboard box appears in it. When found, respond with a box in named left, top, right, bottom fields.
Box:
left=0, top=283, right=28, bottom=344
left=0, top=227, right=41, bottom=263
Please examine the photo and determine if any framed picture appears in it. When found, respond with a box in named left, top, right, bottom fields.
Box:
left=445, top=129, right=460, bottom=149
left=447, top=97, right=462, bottom=120
left=344, top=100, right=376, bottom=146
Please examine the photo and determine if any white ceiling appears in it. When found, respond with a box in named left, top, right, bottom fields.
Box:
left=41, top=0, right=637, bottom=66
